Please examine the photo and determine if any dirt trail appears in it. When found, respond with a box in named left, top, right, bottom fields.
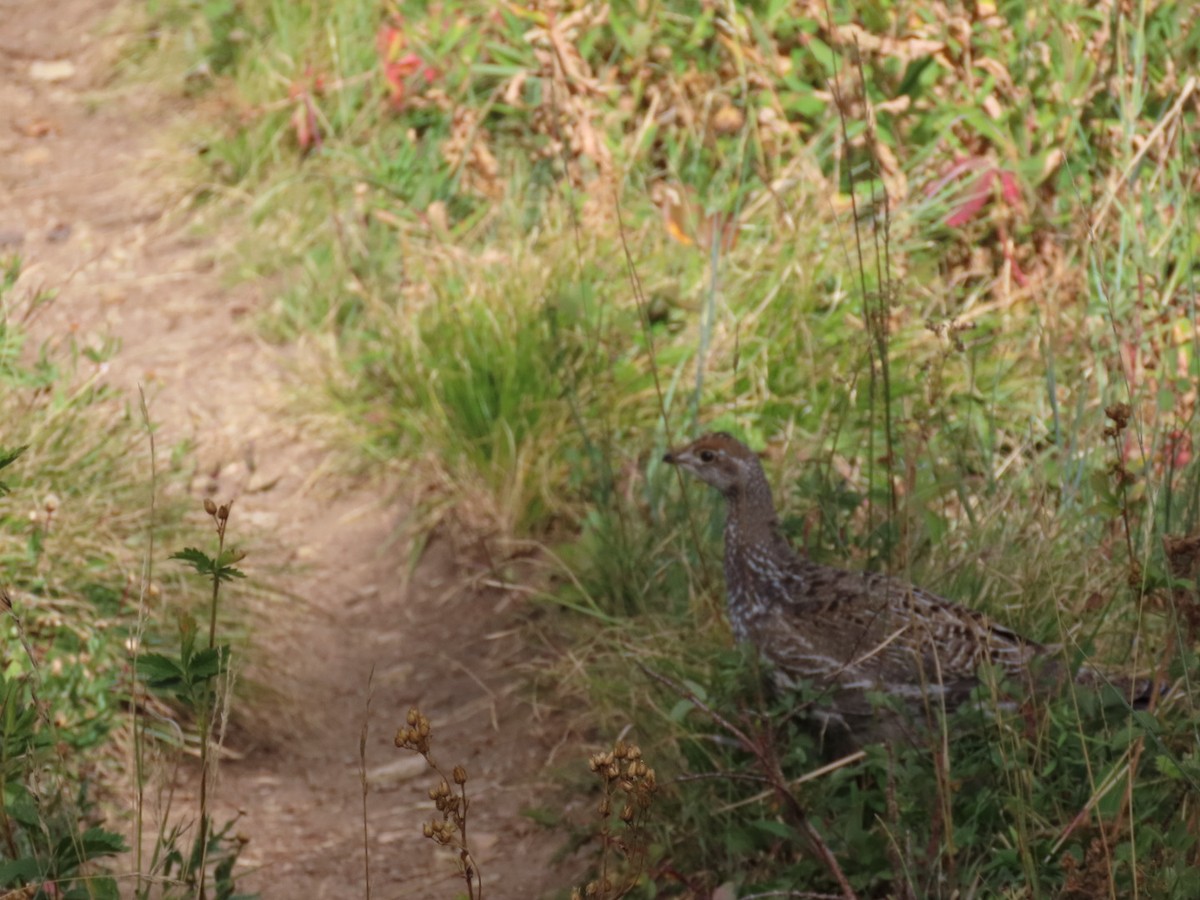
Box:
left=1, top=2, right=571, bottom=896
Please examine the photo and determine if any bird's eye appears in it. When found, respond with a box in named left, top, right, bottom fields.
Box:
left=699, top=449, right=716, bottom=463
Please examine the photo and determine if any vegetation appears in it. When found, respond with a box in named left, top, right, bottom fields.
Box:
left=0, top=258, right=251, bottom=897
left=7, top=0, right=1200, bottom=896
left=147, top=0, right=1200, bottom=895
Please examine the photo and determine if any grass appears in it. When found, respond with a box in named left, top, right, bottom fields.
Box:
left=1, top=257, right=254, bottom=897
left=132, top=0, right=1200, bottom=895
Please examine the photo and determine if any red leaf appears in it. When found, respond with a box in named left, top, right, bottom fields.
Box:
left=945, top=169, right=996, bottom=227
left=936, top=159, right=1022, bottom=229
left=376, top=22, right=405, bottom=62
left=998, top=170, right=1020, bottom=205
left=383, top=54, right=429, bottom=109
left=291, top=94, right=321, bottom=153
left=1166, top=430, right=1193, bottom=469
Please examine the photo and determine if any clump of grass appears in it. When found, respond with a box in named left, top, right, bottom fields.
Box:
left=1, top=259, right=173, bottom=897
left=1, top=253, right=255, bottom=897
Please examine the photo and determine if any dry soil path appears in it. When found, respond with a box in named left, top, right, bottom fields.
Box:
left=0, top=2, right=570, bottom=896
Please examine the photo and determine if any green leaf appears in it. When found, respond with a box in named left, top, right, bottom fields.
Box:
left=0, top=857, right=42, bottom=883
left=5, top=782, right=42, bottom=827
left=171, top=547, right=216, bottom=576
left=177, top=611, right=199, bottom=662
left=1156, top=754, right=1184, bottom=780
left=668, top=698, right=694, bottom=723
left=520, top=806, right=560, bottom=828
left=188, top=646, right=230, bottom=681
left=0, top=443, right=26, bottom=471
left=136, top=653, right=184, bottom=687
left=80, top=827, right=128, bottom=857
left=64, top=876, right=120, bottom=900
left=52, top=826, right=127, bottom=872
left=752, top=819, right=799, bottom=840
left=682, top=680, right=708, bottom=703
left=214, top=548, right=247, bottom=581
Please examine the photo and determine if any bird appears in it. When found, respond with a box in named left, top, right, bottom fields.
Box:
left=663, top=431, right=1158, bottom=745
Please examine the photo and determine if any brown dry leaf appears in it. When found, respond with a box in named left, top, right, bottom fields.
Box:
left=442, top=108, right=504, bottom=198
left=975, top=56, right=1015, bottom=93
left=710, top=104, right=744, bottom=136
left=833, top=24, right=945, bottom=62
left=873, top=141, right=907, bottom=200
left=520, top=2, right=615, bottom=180
left=424, top=200, right=449, bottom=235
left=653, top=182, right=695, bottom=247
left=1164, top=533, right=1200, bottom=581
left=1040, top=148, right=1065, bottom=182
left=501, top=70, right=526, bottom=107
left=876, top=95, right=911, bottom=115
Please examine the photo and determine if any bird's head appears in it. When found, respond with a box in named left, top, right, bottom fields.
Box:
left=662, top=432, right=763, bottom=497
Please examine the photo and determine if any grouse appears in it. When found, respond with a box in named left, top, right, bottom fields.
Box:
left=663, top=431, right=1156, bottom=744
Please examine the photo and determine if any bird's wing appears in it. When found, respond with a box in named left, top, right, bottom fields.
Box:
left=761, top=561, right=1045, bottom=698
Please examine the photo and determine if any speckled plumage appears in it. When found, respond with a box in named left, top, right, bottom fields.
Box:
left=663, top=432, right=1148, bottom=743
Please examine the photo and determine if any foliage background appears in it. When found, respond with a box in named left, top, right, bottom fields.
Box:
left=5, top=0, right=1200, bottom=896
left=143, top=0, right=1200, bottom=895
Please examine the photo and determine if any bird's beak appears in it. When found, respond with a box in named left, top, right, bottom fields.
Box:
left=662, top=451, right=676, bottom=464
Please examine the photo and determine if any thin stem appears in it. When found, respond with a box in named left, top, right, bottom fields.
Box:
left=360, top=667, right=374, bottom=900
left=134, top=386, right=157, bottom=895
left=196, top=507, right=229, bottom=900
left=637, top=664, right=858, bottom=900
left=458, top=779, right=477, bottom=900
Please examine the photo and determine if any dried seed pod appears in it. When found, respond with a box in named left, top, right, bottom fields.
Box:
left=1105, top=402, right=1132, bottom=429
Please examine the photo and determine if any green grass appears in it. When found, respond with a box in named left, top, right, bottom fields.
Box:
left=1, top=257, right=253, bottom=897
left=141, top=0, right=1200, bottom=895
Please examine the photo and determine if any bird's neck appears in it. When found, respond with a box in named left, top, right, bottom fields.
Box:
left=722, top=470, right=782, bottom=549
left=720, top=471, right=799, bottom=640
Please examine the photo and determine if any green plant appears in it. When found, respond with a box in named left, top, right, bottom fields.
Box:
left=136, top=501, right=248, bottom=900
left=0, top=446, right=24, bottom=497
left=2, top=260, right=193, bottom=898
left=0, top=654, right=127, bottom=899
